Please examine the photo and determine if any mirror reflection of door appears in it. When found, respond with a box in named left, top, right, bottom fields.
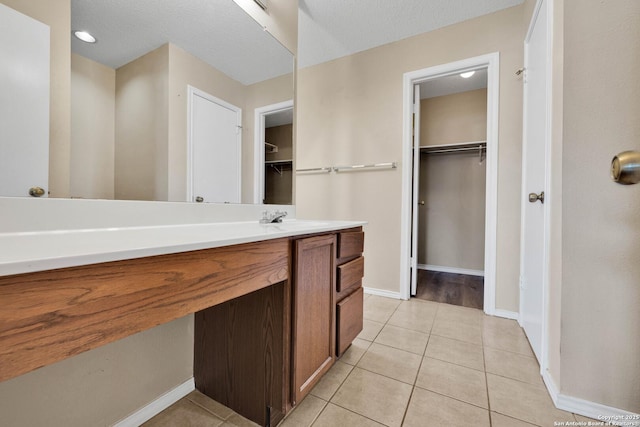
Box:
left=0, top=3, right=50, bottom=198
left=188, top=87, right=241, bottom=204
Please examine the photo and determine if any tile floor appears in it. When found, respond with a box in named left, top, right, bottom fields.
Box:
left=146, top=295, right=598, bottom=427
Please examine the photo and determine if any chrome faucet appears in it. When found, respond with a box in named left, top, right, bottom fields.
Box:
left=260, top=210, right=288, bottom=224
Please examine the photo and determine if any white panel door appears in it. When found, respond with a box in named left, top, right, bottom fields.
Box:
left=410, top=85, right=421, bottom=296
left=520, top=0, right=549, bottom=363
left=189, top=89, right=241, bottom=203
left=0, top=3, right=50, bottom=197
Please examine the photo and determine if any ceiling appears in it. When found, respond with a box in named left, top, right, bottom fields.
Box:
left=70, top=0, right=293, bottom=85
left=419, top=68, right=488, bottom=99
left=298, top=0, right=524, bottom=68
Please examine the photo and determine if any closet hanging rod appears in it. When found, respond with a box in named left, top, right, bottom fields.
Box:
left=296, top=167, right=332, bottom=174
left=421, top=141, right=486, bottom=155
left=333, top=162, right=397, bottom=172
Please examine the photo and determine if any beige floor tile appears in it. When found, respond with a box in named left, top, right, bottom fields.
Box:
left=491, top=412, right=538, bottom=427
left=425, top=334, right=484, bottom=371
left=483, top=316, right=534, bottom=356
left=484, top=347, right=543, bottom=385
left=312, top=403, right=385, bottom=427
left=387, top=306, right=435, bottom=334
left=186, top=391, right=234, bottom=420
left=435, top=303, right=484, bottom=326
left=416, top=357, right=488, bottom=409
left=358, top=319, right=384, bottom=341
left=142, top=399, right=224, bottom=427
left=331, top=367, right=412, bottom=427
left=431, top=317, right=483, bottom=345
left=310, top=360, right=354, bottom=400
left=363, top=295, right=401, bottom=323
left=487, top=373, right=575, bottom=426
left=356, top=342, right=422, bottom=384
left=374, top=324, right=429, bottom=355
left=574, top=414, right=613, bottom=424
left=220, top=413, right=259, bottom=427
left=278, top=395, right=327, bottom=427
left=339, top=338, right=371, bottom=365
left=403, top=388, right=490, bottom=427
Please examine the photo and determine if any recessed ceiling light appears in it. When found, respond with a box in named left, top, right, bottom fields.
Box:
left=74, top=30, right=96, bottom=44
left=460, top=71, right=475, bottom=79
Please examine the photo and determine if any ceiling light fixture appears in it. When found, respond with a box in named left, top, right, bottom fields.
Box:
left=460, top=71, right=475, bottom=79
left=74, top=30, right=96, bottom=44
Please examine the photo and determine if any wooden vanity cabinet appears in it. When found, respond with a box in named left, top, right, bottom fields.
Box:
left=291, top=234, right=336, bottom=405
left=335, top=231, right=365, bottom=357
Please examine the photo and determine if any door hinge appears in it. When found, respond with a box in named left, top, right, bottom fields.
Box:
left=519, top=276, right=527, bottom=290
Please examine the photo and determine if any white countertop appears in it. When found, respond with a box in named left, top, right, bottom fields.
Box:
left=0, top=219, right=365, bottom=277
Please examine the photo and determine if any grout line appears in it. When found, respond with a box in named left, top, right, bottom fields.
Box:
left=324, top=401, right=392, bottom=427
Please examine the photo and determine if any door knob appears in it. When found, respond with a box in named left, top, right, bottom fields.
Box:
left=28, top=187, right=45, bottom=197
left=528, top=191, right=544, bottom=204
left=195, top=196, right=204, bottom=203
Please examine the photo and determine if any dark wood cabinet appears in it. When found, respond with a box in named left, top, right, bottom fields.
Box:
left=291, top=234, right=336, bottom=405
left=335, top=231, right=365, bottom=357
left=194, top=282, right=289, bottom=427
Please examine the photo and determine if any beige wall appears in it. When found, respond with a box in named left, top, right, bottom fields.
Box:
left=115, top=45, right=169, bottom=201
left=2, top=0, right=71, bottom=197
left=244, top=73, right=295, bottom=203
left=0, top=316, right=193, bottom=426
left=420, top=89, right=488, bottom=146
left=297, top=5, right=526, bottom=310
left=70, top=54, right=115, bottom=199
left=418, top=90, right=487, bottom=270
left=561, top=0, right=640, bottom=412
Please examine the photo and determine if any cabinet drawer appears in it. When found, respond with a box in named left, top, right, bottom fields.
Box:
left=337, top=256, right=364, bottom=293
left=338, top=231, right=364, bottom=259
left=336, top=287, right=364, bottom=357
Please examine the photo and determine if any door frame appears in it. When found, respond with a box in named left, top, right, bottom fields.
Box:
left=253, top=100, right=294, bottom=204
left=519, top=0, right=554, bottom=373
left=186, top=85, right=242, bottom=203
left=400, top=53, right=500, bottom=316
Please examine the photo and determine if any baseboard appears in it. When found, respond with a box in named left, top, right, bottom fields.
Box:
left=113, top=378, right=195, bottom=427
left=492, top=309, right=519, bottom=320
left=418, top=264, right=484, bottom=277
left=543, top=369, right=639, bottom=426
left=363, top=286, right=403, bottom=300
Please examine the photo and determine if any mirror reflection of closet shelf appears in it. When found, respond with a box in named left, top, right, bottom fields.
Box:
left=266, top=160, right=293, bottom=175
left=420, top=141, right=486, bottom=164
left=265, top=142, right=279, bottom=153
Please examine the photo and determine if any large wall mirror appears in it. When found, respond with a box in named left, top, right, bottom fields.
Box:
left=0, top=0, right=294, bottom=204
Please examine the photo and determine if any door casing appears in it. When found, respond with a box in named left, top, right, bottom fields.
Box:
left=400, top=53, right=500, bottom=316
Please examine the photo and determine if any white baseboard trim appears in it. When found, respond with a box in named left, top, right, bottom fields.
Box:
left=492, top=309, right=519, bottom=320
left=543, top=370, right=639, bottom=426
left=113, top=378, right=195, bottom=427
left=363, top=287, right=403, bottom=300
left=418, top=264, right=485, bottom=277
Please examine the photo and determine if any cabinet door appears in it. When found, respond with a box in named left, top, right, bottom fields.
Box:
left=292, top=234, right=336, bottom=405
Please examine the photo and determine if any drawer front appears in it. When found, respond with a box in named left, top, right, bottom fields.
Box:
left=337, top=256, right=364, bottom=293
left=337, top=231, right=364, bottom=259
left=336, top=287, right=364, bottom=357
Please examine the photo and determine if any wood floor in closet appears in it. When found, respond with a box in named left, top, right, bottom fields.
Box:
left=415, top=269, right=484, bottom=310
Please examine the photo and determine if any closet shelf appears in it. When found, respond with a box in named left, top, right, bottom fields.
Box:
left=420, top=141, right=486, bottom=154
left=265, top=159, right=293, bottom=165
left=265, top=142, right=279, bottom=153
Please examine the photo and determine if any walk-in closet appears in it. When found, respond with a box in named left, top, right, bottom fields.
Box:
left=263, top=109, right=293, bottom=204
left=415, top=70, right=488, bottom=309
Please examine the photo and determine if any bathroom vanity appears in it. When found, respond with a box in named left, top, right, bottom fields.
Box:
left=0, top=202, right=364, bottom=426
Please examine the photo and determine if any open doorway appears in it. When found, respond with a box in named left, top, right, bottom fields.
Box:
left=401, top=53, right=500, bottom=316
left=414, top=70, right=488, bottom=309
left=254, top=100, right=294, bottom=204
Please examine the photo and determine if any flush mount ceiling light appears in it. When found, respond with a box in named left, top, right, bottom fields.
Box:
left=460, top=71, right=475, bottom=79
left=73, top=30, right=96, bottom=43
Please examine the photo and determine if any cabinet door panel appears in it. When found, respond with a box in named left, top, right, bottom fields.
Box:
left=292, top=234, right=336, bottom=404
